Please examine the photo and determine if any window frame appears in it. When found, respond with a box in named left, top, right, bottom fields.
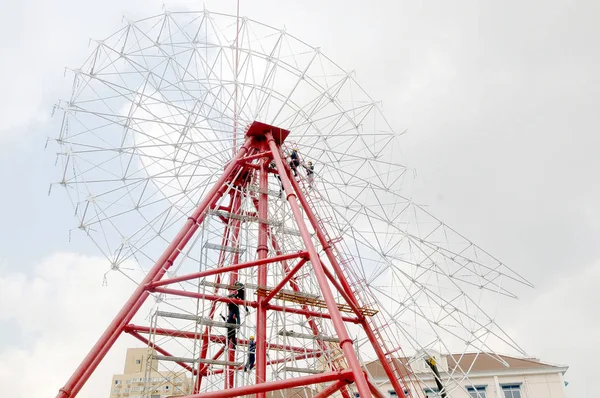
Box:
left=501, top=383, right=522, bottom=398
left=466, top=385, right=487, bottom=398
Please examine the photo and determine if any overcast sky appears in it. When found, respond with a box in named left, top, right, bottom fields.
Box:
left=0, top=0, right=598, bottom=397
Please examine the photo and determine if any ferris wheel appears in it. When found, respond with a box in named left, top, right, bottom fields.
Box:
left=52, top=10, right=533, bottom=398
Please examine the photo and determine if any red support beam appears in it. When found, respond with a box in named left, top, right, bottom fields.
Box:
left=289, top=174, right=409, bottom=398
left=149, top=251, right=307, bottom=289
left=256, top=157, right=269, bottom=396
left=127, top=330, right=197, bottom=375
left=57, top=137, right=255, bottom=398
left=184, top=369, right=354, bottom=398
left=267, top=132, right=373, bottom=398
left=265, top=351, right=322, bottom=366
left=313, top=379, right=352, bottom=398
left=196, top=200, right=235, bottom=393
left=366, top=375, right=387, bottom=398
left=321, top=260, right=364, bottom=319
left=124, top=325, right=317, bottom=354
left=150, top=287, right=362, bottom=323
left=226, top=191, right=244, bottom=390
left=208, top=344, right=323, bottom=376
left=263, top=257, right=308, bottom=303
left=239, top=150, right=272, bottom=162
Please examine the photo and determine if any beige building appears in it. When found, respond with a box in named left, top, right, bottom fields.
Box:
left=365, top=351, right=569, bottom=398
left=109, top=348, right=192, bottom=398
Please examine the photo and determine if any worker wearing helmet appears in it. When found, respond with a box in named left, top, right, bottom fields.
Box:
left=244, top=336, right=256, bottom=372
left=303, top=160, right=314, bottom=188
left=289, top=148, right=300, bottom=177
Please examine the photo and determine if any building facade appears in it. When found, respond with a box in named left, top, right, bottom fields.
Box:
left=365, top=352, right=568, bottom=398
left=109, top=348, right=192, bottom=398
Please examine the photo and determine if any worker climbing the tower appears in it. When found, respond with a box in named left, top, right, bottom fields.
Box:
left=289, top=147, right=300, bottom=177
left=302, top=160, right=314, bottom=188
left=229, top=280, right=249, bottom=316
left=244, top=336, right=256, bottom=372
left=221, top=303, right=238, bottom=350
left=270, top=160, right=284, bottom=197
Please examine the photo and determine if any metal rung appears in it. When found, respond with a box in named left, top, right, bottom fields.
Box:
left=255, top=286, right=320, bottom=300
left=207, top=209, right=282, bottom=226
left=154, top=355, right=196, bottom=363
left=155, top=311, right=239, bottom=328
left=278, top=329, right=340, bottom=343
left=278, top=226, right=302, bottom=237
left=204, top=242, right=246, bottom=254
left=156, top=311, right=203, bottom=322
left=198, top=318, right=240, bottom=328
left=256, top=287, right=379, bottom=317
left=200, top=280, right=238, bottom=290
left=198, top=358, right=243, bottom=367
left=281, top=367, right=325, bottom=374
left=248, top=184, right=281, bottom=198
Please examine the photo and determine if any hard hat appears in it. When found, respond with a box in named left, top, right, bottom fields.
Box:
left=249, top=336, right=255, bottom=340
left=234, top=280, right=242, bottom=285
left=293, top=147, right=298, bottom=151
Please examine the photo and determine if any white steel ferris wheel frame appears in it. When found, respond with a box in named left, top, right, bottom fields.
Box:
left=52, top=9, right=533, bottom=398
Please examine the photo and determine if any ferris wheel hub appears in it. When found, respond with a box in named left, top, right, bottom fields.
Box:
left=245, top=121, right=290, bottom=145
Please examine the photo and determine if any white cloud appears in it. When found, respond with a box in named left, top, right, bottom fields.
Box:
left=0, top=252, right=150, bottom=397
left=509, top=261, right=600, bottom=398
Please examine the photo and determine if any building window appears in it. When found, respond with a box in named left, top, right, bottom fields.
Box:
left=501, top=384, right=522, bottom=398
left=388, top=391, right=410, bottom=397
left=135, top=359, right=141, bottom=364
left=114, top=380, right=122, bottom=385
left=467, top=386, right=487, bottom=398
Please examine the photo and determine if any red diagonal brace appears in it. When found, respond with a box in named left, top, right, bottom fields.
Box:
left=314, top=379, right=352, bottom=398
left=267, top=131, right=372, bottom=398
left=56, top=137, right=254, bottom=398
left=149, top=251, right=307, bottom=289
left=185, top=369, right=354, bottom=398
left=263, top=257, right=308, bottom=303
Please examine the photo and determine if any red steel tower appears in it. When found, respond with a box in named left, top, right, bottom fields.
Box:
left=57, top=122, right=417, bottom=398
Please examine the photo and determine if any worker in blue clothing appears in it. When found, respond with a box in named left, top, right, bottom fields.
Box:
left=244, top=336, right=256, bottom=372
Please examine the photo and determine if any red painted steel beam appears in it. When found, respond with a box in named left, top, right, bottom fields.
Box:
left=321, top=260, right=364, bottom=319
left=150, top=287, right=362, bottom=323
left=265, top=351, right=322, bottom=366
left=267, top=132, right=373, bottom=398
left=57, top=137, right=255, bottom=398
left=225, top=191, right=244, bottom=391
left=366, top=375, right=387, bottom=398
left=124, top=325, right=316, bottom=354
left=194, top=219, right=232, bottom=393
left=314, top=379, right=352, bottom=398
left=149, top=251, right=306, bottom=289
left=184, top=369, right=354, bottom=398
left=289, top=175, right=409, bottom=398
left=239, top=151, right=272, bottom=162
left=127, top=330, right=197, bottom=375
left=256, top=156, right=269, bottom=397
left=263, top=257, right=308, bottom=303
